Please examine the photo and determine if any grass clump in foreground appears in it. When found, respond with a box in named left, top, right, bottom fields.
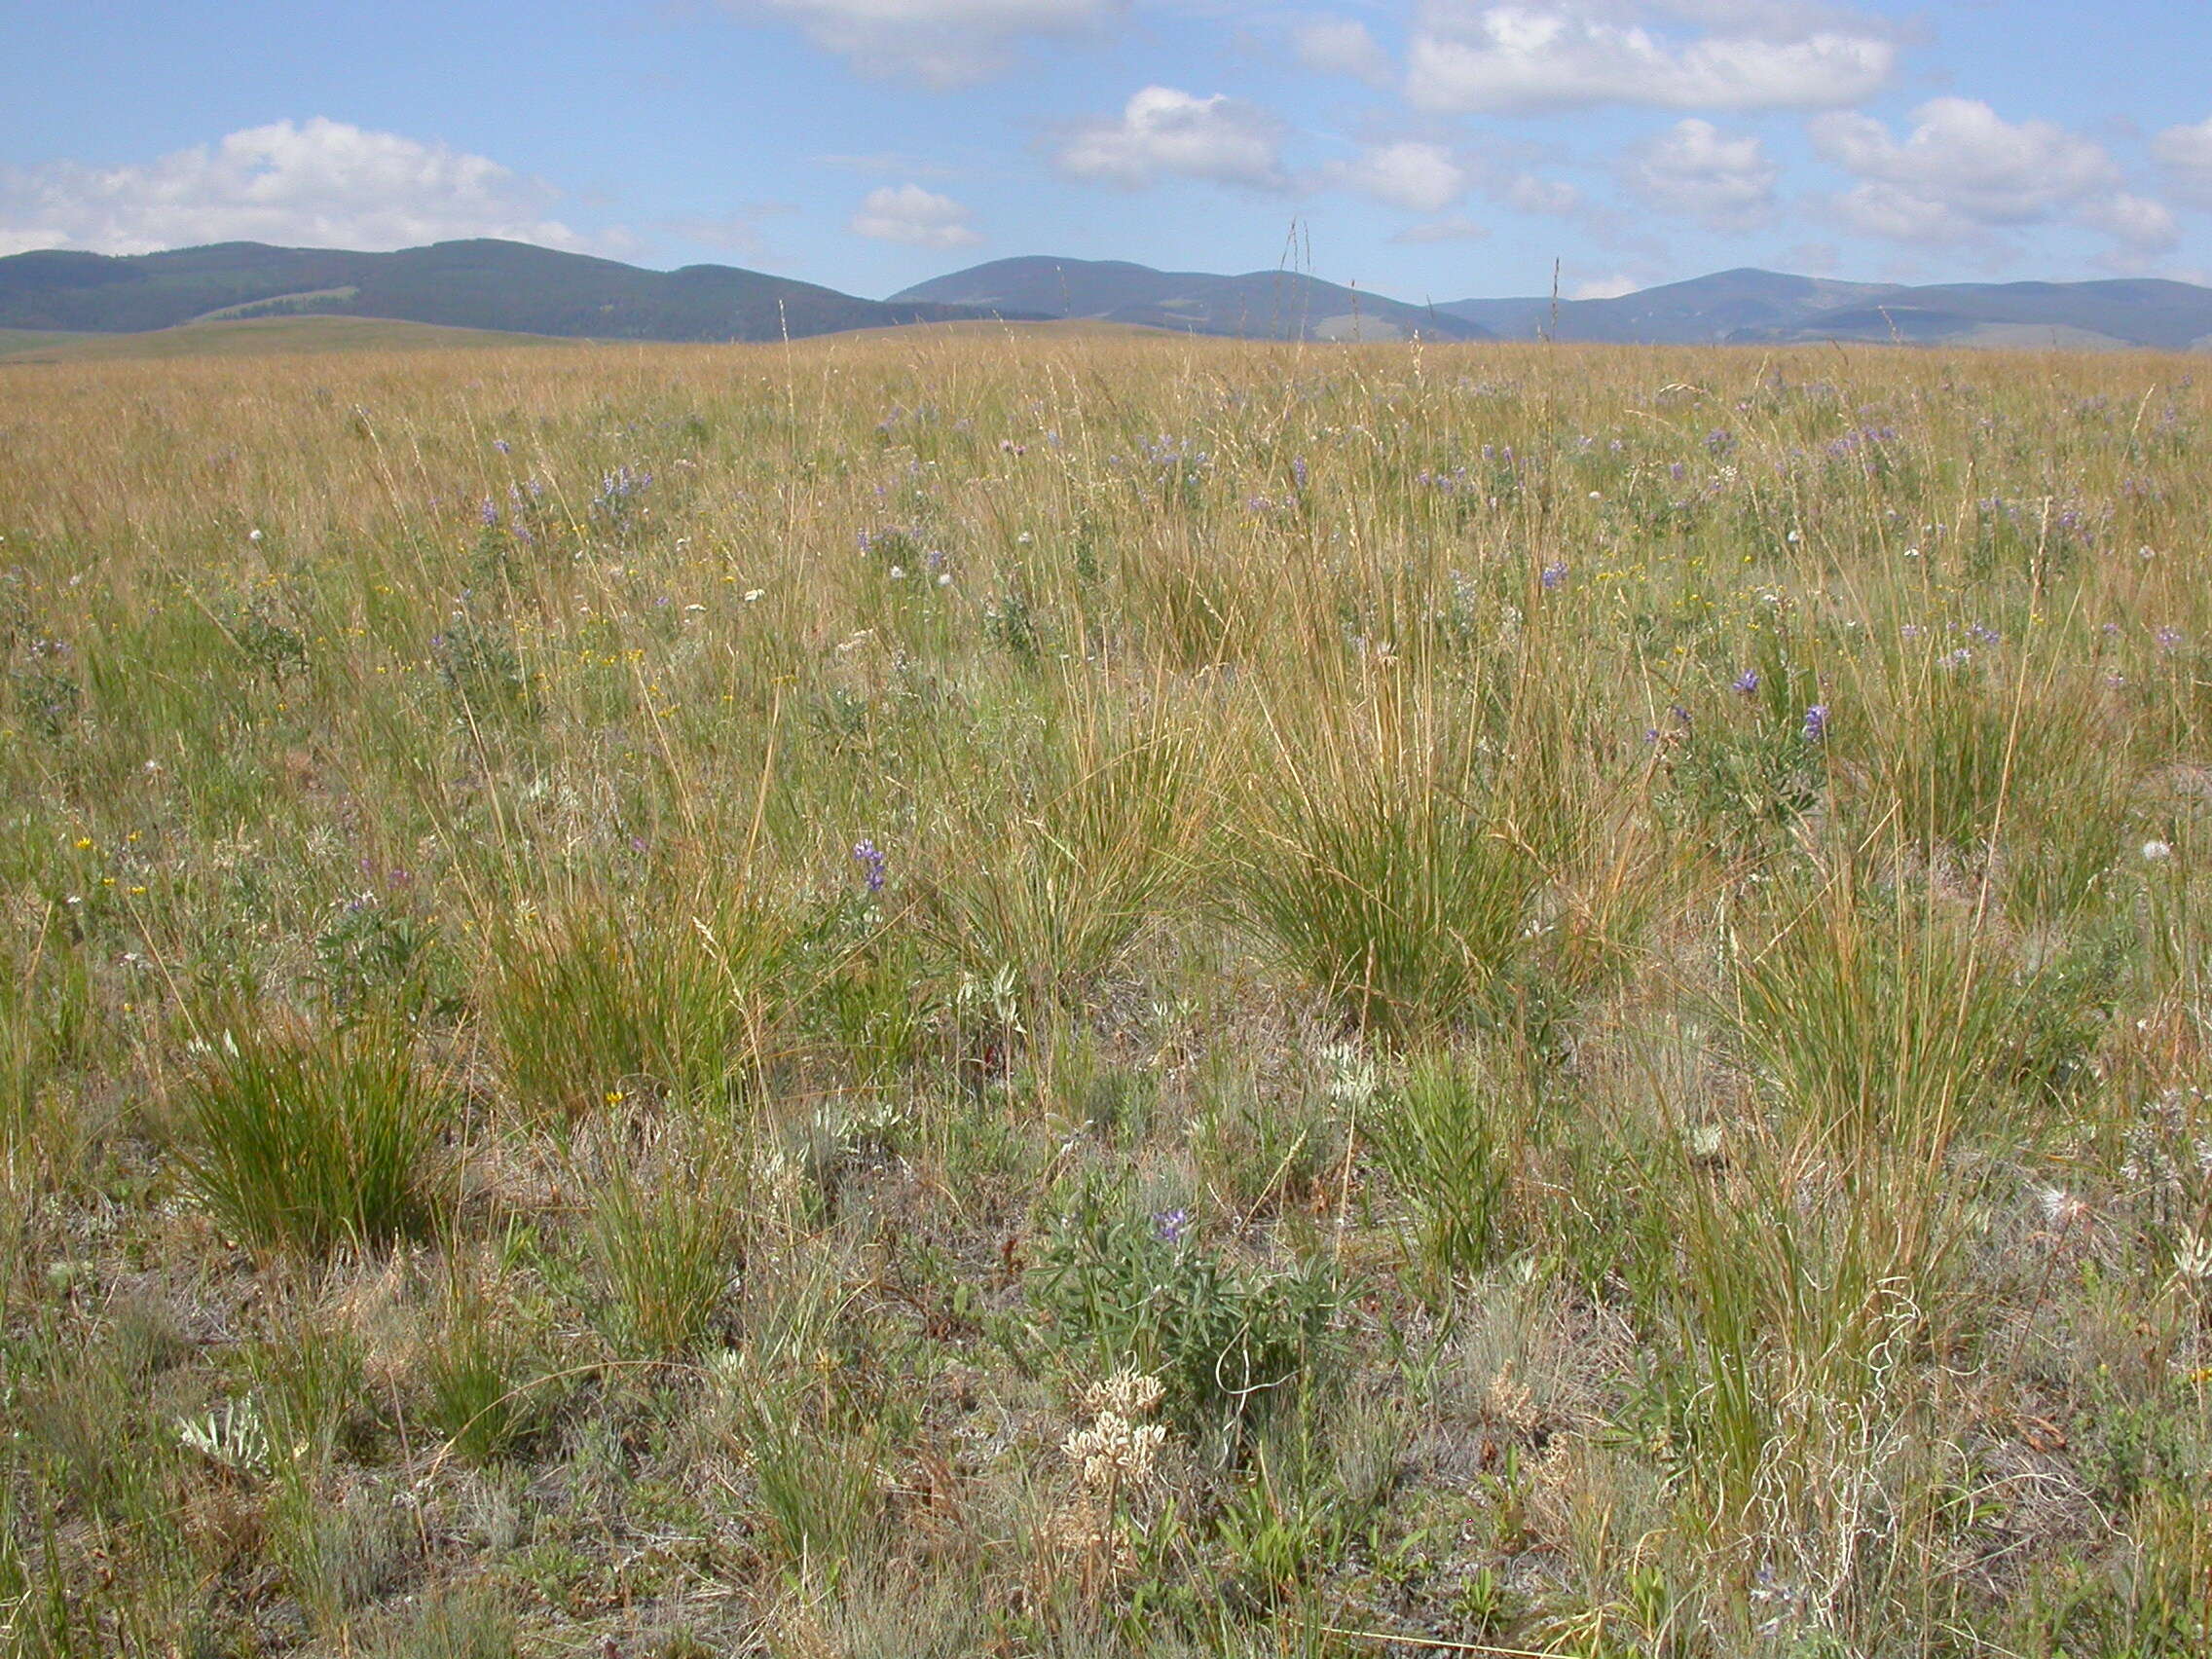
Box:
left=1, top=330, right=2210, bottom=1655
left=171, top=1021, right=453, bottom=1257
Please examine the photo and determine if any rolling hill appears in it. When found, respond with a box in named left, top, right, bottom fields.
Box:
left=9, top=240, right=2212, bottom=355
left=888, top=255, right=1487, bottom=342
left=0, top=240, right=1014, bottom=344
left=1435, top=268, right=2212, bottom=350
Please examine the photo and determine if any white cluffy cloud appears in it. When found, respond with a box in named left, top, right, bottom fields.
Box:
left=1407, top=0, right=1895, bottom=114
left=1054, top=87, right=1288, bottom=190
left=849, top=183, right=983, bottom=246
left=1628, top=118, right=1777, bottom=227
left=2079, top=195, right=2180, bottom=257
left=742, top=0, right=1120, bottom=86
left=1810, top=97, right=2132, bottom=246
left=0, top=119, right=594, bottom=256
left=2153, top=116, right=2212, bottom=209
left=1329, top=142, right=1469, bottom=213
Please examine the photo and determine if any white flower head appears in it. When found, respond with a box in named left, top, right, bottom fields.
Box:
left=1082, top=1366, right=1165, bottom=1423
left=1064, top=1412, right=1167, bottom=1490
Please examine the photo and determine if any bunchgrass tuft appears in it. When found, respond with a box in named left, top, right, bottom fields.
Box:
left=1224, top=728, right=1544, bottom=1040
left=588, top=1155, right=745, bottom=1359
left=172, top=1022, right=451, bottom=1256
left=488, top=890, right=789, bottom=1124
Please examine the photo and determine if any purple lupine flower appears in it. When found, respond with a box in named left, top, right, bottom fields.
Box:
left=852, top=838, right=887, bottom=895
left=493, top=438, right=512, bottom=455
left=1153, top=1207, right=1190, bottom=1245
left=1732, top=669, right=1760, bottom=696
left=1802, top=704, right=1828, bottom=743
left=1540, top=562, right=1567, bottom=590
left=1291, top=456, right=1309, bottom=491
left=2157, top=626, right=2185, bottom=651
left=479, top=497, right=499, bottom=527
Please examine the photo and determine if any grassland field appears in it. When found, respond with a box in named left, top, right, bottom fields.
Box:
left=0, top=316, right=579, bottom=365
left=2, top=329, right=2211, bottom=1657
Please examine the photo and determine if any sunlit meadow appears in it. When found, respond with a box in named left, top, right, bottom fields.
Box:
left=3, top=328, right=2210, bottom=1657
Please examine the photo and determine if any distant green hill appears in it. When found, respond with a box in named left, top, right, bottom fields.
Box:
left=0, top=240, right=1017, bottom=343
left=18, top=240, right=2209, bottom=356
left=1435, top=267, right=2212, bottom=350
left=890, top=255, right=1486, bottom=342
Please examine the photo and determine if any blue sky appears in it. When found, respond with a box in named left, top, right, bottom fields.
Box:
left=7, top=1, right=2212, bottom=302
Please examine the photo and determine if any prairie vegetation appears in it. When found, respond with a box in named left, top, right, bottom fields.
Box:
left=2, top=330, right=2210, bottom=1656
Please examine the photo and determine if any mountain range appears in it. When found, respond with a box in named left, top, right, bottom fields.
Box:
left=5, top=240, right=2212, bottom=354
left=0, top=239, right=1001, bottom=344
left=887, top=256, right=1484, bottom=342
left=1431, top=268, right=2212, bottom=351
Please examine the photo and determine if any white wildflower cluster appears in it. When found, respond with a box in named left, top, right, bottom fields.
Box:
left=1054, top=1366, right=1174, bottom=1578
left=1065, top=1367, right=1167, bottom=1492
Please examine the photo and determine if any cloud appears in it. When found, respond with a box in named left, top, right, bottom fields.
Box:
left=0, top=119, right=597, bottom=256
left=2079, top=194, right=2179, bottom=255
left=739, top=0, right=1120, bottom=87
left=1573, top=273, right=1641, bottom=298
left=1052, top=87, right=1288, bottom=190
left=2152, top=117, right=2212, bottom=209
left=1292, top=17, right=1393, bottom=86
left=1626, top=117, right=1776, bottom=227
left=1809, top=97, right=2120, bottom=246
left=848, top=183, right=983, bottom=246
left=1406, top=1, right=1895, bottom=114
left=0, top=228, right=69, bottom=256
left=1328, top=141, right=1469, bottom=212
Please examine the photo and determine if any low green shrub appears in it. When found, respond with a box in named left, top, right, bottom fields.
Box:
left=1030, top=1184, right=1340, bottom=1453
